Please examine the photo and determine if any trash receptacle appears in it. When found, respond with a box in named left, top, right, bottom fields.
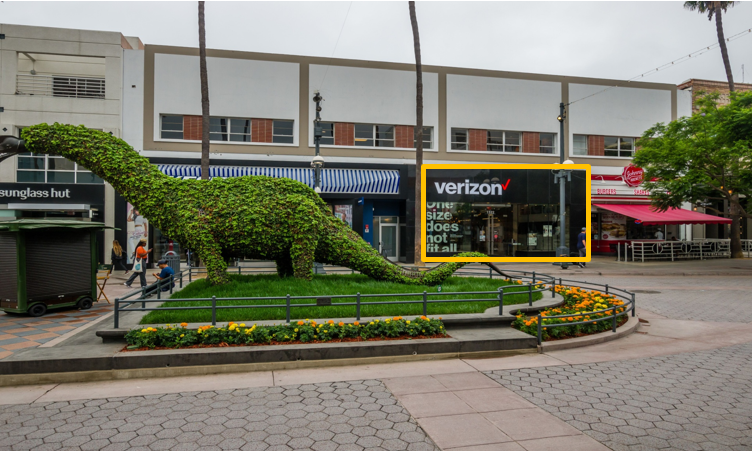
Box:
left=162, top=250, right=181, bottom=273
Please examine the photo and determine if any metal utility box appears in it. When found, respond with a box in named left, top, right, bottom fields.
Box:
left=0, top=220, right=106, bottom=317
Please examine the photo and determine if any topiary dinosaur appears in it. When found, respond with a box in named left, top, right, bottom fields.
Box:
left=7, top=124, right=503, bottom=285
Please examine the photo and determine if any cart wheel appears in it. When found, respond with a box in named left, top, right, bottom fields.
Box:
left=27, top=303, right=47, bottom=317
left=77, top=297, right=94, bottom=310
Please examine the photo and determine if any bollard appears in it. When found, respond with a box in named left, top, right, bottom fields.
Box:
left=532, top=272, right=536, bottom=285
left=141, top=286, right=146, bottom=309
left=631, top=292, right=636, bottom=317
left=528, top=283, right=533, bottom=306
left=551, top=280, right=555, bottom=298
left=286, top=294, right=291, bottom=323
left=180, top=271, right=183, bottom=288
left=356, top=293, right=361, bottom=320
left=605, top=284, right=609, bottom=295
left=489, top=267, right=492, bottom=279
left=537, top=313, right=542, bottom=346
left=211, top=296, right=217, bottom=326
left=170, top=275, right=174, bottom=294
left=114, top=299, right=120, bottom=329
left=498, top=289, right=504, bottom=315
left=612, top=306, right=617, bottom=332
left=423, top=291, right=428, bottom=316
left=239, top=266, right=241, bottom=274
left=189, top=267, right=193, bottom=283
left=157, top=280, right=161, bottom=299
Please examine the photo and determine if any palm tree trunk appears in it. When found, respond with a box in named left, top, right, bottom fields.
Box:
left=714, top=4, right=735, bottom=93
left=409, top=1, right=424, bottom=267
left=199, top=1, right=210, bottom=180
left=730, top=194, right=743, bottom=258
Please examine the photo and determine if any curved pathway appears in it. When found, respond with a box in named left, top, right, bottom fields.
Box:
left=0, top=264, right=749, bottom=451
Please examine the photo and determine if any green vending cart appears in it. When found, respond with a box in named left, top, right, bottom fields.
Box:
left=0, top=220, right=107, bottom=317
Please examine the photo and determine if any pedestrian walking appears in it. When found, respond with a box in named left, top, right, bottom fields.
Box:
left=111, top=240, right=129, bottom=274
left=577, top=227, right=587, bottom=268
left=124, top=238, right=152, bottom=288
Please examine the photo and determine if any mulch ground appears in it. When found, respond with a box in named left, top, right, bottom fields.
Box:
left=123, top=333, right=451, bottom=352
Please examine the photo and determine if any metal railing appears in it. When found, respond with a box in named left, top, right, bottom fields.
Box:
left=617, top=239, right=731, bottom=262
left=742, top=240, right=751, bottom=257
left=112, top=266, right=560, bottom=329
left=533, top=278, right=636, bottom=345
left=16, top=74, right=105, bottom=99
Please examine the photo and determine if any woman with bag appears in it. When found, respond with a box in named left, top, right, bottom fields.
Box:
left=124, top=238, right=151, bottom=288
left=111, top=240, right=129, bottom=274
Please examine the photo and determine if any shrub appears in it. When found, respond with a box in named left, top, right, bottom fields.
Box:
left=125, top=316, right=446, bottom=349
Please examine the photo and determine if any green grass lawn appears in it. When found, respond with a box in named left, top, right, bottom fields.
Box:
left=139, top=274, right=544, bottom=324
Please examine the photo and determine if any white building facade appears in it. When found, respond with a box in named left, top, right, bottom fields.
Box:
left=0, top=23, right=143, bottom=262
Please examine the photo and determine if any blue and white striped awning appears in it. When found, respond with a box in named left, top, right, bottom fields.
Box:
left=157, top=164, right=400, bottom=195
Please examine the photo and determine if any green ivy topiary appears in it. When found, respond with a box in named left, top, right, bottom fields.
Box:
left=22, top=124, right=493, bottom=285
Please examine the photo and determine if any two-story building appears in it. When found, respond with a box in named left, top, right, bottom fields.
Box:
left=122, top=44, right=701, bottom=261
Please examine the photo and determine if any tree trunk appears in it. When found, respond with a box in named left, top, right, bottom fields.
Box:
left=199, top=1, right=211, bottom=180
left=409, top=1, right=425, bottom=267
left=714, top=4, right=735, bottom=93
left=730, top=194, right=743, bottom=258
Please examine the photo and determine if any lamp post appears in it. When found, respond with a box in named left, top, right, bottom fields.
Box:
left=554, top=103, right=573, bottom=269
left=312, top=91, right=325, bottom=194
left=0, top=135, right=26, bottom=163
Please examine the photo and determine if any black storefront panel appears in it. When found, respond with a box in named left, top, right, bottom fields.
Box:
left=423, top=168, right=588, bottom=258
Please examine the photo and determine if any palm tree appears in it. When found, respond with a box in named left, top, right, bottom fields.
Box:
left=198, top=1, right=210, bottom=180
left=409, top=1, right=425, bottom=267
left=684, top=1, right=737, bottom=92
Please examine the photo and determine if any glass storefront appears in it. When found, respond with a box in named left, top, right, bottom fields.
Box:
left=424, top=168, right=587, bottom=258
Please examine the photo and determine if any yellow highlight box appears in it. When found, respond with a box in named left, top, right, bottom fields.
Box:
left=421, top=164, right=591, bottom=263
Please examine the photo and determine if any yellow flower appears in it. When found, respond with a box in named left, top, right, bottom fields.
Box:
left=323, top=330, right=328, bottom=333
left=180, top=334, right=184, bottom=338
left=406, top=321, right=411, bottom=324
left=294, top=328, right=299, bottom=332
left=141, top=329, right=147, bottom=333
left=240, top=323, right=246, bottom=328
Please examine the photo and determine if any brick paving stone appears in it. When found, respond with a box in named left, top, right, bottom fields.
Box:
left=487, top=343, right=752, bottom=451
left=0, top=380, right=439, bottom=451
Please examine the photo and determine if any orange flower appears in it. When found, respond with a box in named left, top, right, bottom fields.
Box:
left=420, top=316, right=428, bottom=320
left=311, top=321, right=317, bottom=326
left=228, top=321, right=235, bottom=325
left=354, top=321, right=360, bottom=326
left=327, top=320, right=334, bottom=325
left=567, top=317, right=574, bottom=321
left=297, top=321, right=304, bottom=326
left=338, top=322, right=344, bottom=327
left=180, top=322, right=188, bottom=328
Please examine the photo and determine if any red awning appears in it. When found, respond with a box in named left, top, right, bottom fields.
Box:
left=594, top=204, right=732, bottom=225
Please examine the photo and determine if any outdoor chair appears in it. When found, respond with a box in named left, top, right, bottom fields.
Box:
left=96, top=264, right=113, bottom=303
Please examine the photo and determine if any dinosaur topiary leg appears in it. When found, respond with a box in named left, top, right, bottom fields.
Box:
left=290, top=234, right=317, bottom=281
left=275, top=255, right=294, bottom=278
left=196, top=237, right=229, bottom=285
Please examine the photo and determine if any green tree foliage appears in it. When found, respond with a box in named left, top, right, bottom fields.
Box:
left=633, top=91, right=751, bottom=257
left=21, top=123, right=491, bottom=284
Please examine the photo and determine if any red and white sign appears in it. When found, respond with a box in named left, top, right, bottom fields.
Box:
left=596, top=188, right=617, bottom=195
left=633, top=189, right=650, bottom=196
left=622, top=165, right=645, bottom=187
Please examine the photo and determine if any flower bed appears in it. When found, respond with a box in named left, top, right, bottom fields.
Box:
left=513, top=286, right=628, bottom=341
left=125, top=316, right=447, bottom=350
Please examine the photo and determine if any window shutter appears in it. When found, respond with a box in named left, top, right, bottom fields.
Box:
left=183, top=116, right=202, bottom=140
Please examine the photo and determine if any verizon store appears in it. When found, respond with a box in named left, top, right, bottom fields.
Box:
left=424, top=167, right=588, bottom=258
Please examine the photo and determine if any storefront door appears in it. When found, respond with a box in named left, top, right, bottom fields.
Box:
left=379, top=223, right=399, bottom=261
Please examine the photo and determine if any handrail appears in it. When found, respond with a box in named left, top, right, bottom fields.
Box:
left=113, top=267, right=559, bottom=329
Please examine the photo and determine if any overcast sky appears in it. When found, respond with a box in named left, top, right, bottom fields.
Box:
left=2, top=1, right=751, bottom=86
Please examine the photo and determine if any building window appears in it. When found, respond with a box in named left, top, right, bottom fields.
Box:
left=414, top=127, right=433, bottom=150
left=539, top=133, right=556, bottom=154
left=451, top=128, right=467, bottom=150
left=160, top=115, right=183, bottom=139
left=573, top=135, right=588, bottom=156
left=229, top=119, right=251, bottom=142
left=272, top=120, right=294, bottom=144
left=17, top=153, right=103, bottom=184
left=209, top=117, right=228, bottom=141
left=354, top=124, right=395, bottom=147
left=318, top=122, right=335, bottom=145
left=52, top=76, right=105, bottom=99
left=605, top=136, right=634, bottom=157
left=486, top=130, right=521, bottom=152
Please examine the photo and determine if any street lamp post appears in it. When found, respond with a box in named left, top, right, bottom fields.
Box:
left=555, top=103, right=572, bottom=269
left=312, top=91, right=325, bottom=194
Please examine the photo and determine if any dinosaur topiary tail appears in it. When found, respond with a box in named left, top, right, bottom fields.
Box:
left=315, top=214, right=492, bottom=286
